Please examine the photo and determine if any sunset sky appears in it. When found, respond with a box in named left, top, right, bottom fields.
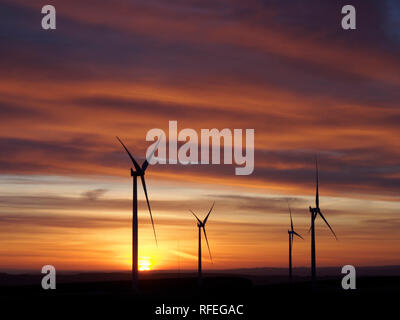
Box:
left=1, top=0, right=400, bottom=272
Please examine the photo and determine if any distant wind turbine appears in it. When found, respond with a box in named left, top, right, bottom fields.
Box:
left=189, top=202, right=215, bottom=286
left=287, top=202, right=303, bottom=281
left=117, top=136, right=160, bottom=291
left=309, top=158, right=337, bottom=283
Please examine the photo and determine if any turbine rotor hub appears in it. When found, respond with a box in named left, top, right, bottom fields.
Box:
left=131, top=168, right=144, bottom=177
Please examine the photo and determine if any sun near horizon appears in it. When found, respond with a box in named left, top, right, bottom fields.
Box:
left=139, top=257, right=152, bottom=271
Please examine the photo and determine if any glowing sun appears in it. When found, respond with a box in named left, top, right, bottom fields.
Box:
left=138, top=257, right=152, bottom=271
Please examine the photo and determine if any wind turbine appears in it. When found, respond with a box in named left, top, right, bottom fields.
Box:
left=287, top=202, right=303, bottom=281
left=309, top=158, right=337, bottom=283
left=117, top=136, right=159, bottom=291
left=189, top=202, right=215, bottom=286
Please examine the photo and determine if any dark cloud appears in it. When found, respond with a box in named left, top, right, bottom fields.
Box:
left=2, top=134, right=400, bottom=198
left=0, top=212, right=127, bottom=230
left=0, top=100, right=44, bottom=119
left=82, top=188, right=108, bottom=201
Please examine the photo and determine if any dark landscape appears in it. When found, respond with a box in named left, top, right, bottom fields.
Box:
left=1, top=267, right=398, bottom=318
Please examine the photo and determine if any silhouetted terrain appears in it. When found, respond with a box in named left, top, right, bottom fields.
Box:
left=2, top=265, right=399, bottom=285
left=1, top=268, right=398, bottom=318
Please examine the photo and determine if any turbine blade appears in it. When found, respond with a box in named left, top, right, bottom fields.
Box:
left=315, top=156, right=319, bottom=209
left=142, top=137, right=162, bottom=171
left=307, top=209, right=317, bottom=233
left=140, top=175, right=157, bottom=246
left=116, top=137, right=141, bottom=172
left=287, top=201, right=294, bottom=232
left=203, top=202, right=215, bottom=225
left=202, top=226, right=213, bottom=263
left=293, top=231, right=304, bottom=240
left=190, top=210, right=202, bottom=224
left=318, top=210, right=337, bottom=240
left=314, top=211, right=318, bottom=221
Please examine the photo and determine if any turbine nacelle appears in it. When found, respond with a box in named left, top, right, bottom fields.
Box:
left=130, top=168, right=145, bottom=177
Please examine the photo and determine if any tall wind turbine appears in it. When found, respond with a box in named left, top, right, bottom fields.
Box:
left=287, top=203, right=303, bottom=281
left=189, top=202, right=215, bottom=286
left=117, top=136, right=159, bottom=291
left=309, top=158, right=337, bottom=283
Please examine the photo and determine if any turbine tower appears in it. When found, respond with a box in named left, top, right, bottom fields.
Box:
left=309, top=158, right=337, bottom=283
left=287, top=202, right=303, bottom=281
left=117, top=136, right=159, bottom=291
left=190, top=202, right=215, bottom=286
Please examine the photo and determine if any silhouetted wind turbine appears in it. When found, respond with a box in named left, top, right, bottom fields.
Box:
left=287, top=202, right=303, bottom=281
left=309, top=158, right=337, bottom=283
left=190, top=202, right=215, bottom=286
left=117, top=136, right=159, bottom=291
